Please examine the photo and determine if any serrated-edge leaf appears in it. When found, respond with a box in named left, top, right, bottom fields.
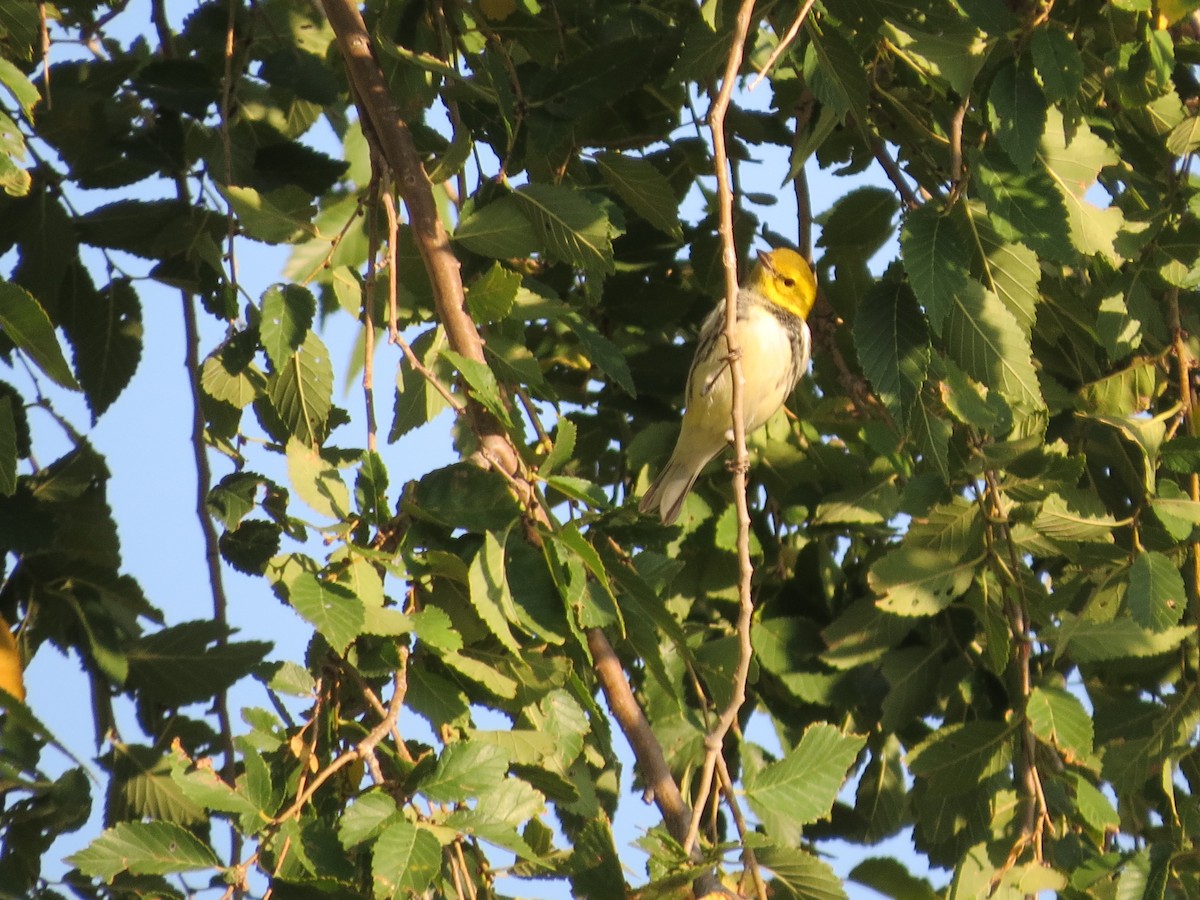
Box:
left=467, top=531, right=522, bottom=655
left=540, top=417, right=576, bottom=477
left=595, top=152, right=682, bottom=239
left=0, top=282, right=79, bottom=390
left=288, top=572, right=365, bottom=654
left=901, top=206, right=972, bottom=334
left=854, top=279, right=930, bottom=428
left=65, top=821, right=220, bottom=880
left=270, top=330, right=333, bottom=444
left=372, top=821, right=441, bottom=899
left=1050, top=614, right=1192, bottom=662
left=944, top=281, right=1043, bottom=411
left=744, top=724, right=866, bottom=837
left=869, top=545, right=979, bottom=616
left=1127, top=551, right=1188, bottom=631
left=1026, top=685, right=1093, bottom=762
left=260, top=284, right=316, bottom=370
left=514, top=183, right=614, bottom=275
left=987, top=57, right=1047, bottom=172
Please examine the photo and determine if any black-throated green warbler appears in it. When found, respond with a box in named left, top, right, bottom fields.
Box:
left=639, top=248, right=817, bottom=524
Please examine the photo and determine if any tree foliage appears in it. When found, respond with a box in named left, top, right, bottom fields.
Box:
left=1, top=0, right=1200, bottom=897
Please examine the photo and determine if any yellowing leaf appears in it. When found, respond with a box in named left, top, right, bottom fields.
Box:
left=0, top=614, right=24, bottom=703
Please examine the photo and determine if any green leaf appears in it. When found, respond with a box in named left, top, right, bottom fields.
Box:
left=0, top=395, right=16, bottom=496
left=817, top=187, right=900, bottom=261
left=1149, top=492, right=1200, bottom=540
left=744, top=724, right=865, bottom=842
left=1033, top=492, right=1118, bottom=542
left=974, top=218, right=1040, bottom=336
left=910, top=389, right=952, bottom=482
left=372, top=821, right=441, bottom=899
left=514, top=183, right=614, bottom=275
left=803, top=24, right=870, bottom=122
left=270, top=329, right=334, bottom=445
left=66, top=278, right=143, bottom=419
left=421, top=741, right=509, bottom=803
left=540, top=417, right=576, bottom=477
left=0, top=281, right=79, bottom=390
left=1166, top=115, right=1200, bottom=156
left=454, top=194, right=539, bottom=258
left=441, top=348, right=514, bottom=430
left=869, top=545, right=977, bottom=616
left=1068, top=772, right=1119, bottom=832
left=901, top=205, right=973, bottom=334
left=883, top=18, right=988, bottom=96
left=285, top=439, right=349, bottom=521
left=854, top=278, right=930, bottom=429
left=545, top=474, right=610, bottom=509
left=467, top=530, right=522, bottom=654
left=260, top=284, right=316, bottom=371
left=126, top=621, right=270, bottom=707
left=1031, top=27, right=1084, bottom=103
left=1127, top=551, right=1187, bottom=631
left=974, top=155, right=1073, bottom=263
left=287, top=572, right=365, bottom=654
left=850, top=857, right=940, bottom=900
left=0, top=56, right=39, bottom=117
left=595, top=152, right=682, bottom=239
left=944, top=281, right=1043, bottom=412
left=906, top=721, right=1012, bottom=791
left=221, top=185, right=315, bottom=243
left=339, top=790, right=403, bottom=849
left=752, top=843, right=847, bottom=900
left=466, top=263, right=520, bottom=323
left=1026, top=685, right=1094, bottom=763
left=1038, top=109, right=1123, bottom=260
left=988, top=57, right=1047, bottom=172
left=389, top=327, right=451, bottom=441
left=66, top=821, right=219, bottom=880
left=1050, top=614, right=1192, bottom=662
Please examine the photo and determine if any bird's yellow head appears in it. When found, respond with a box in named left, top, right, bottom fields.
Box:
left=747, top=248, right=817, bottom=320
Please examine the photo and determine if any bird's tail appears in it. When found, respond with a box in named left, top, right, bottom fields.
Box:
left=638, top=444, right=719, bottom=525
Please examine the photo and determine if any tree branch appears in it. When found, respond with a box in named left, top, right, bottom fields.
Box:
left=687, top=0, right=758, bottom=870
left=318, top=4, right=709, bottom=891
left=319, top=0, right=520, bottom=481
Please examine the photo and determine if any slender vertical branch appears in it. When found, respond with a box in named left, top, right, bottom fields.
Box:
left=685, top=0, right=758, bottom=861
left=152, top=0, right=240, bottom=879
left=363, top=166, right=382, bottom=452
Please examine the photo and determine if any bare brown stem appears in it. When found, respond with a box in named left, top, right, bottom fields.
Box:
left=363, top=167, right=382, bottom=452
left=687, top=0, right=758, bottom=874
left=748, top=0, right=817, bottom=91
left=871, top=135, right=921, bottom=209
left=381, top=187, right=400, bottom=342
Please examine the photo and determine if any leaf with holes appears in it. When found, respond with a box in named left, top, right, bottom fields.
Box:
left=869, top=545, right=977, bottom=616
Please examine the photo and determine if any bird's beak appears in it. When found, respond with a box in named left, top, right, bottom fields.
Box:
left=756, top=250, right=773, bottom=272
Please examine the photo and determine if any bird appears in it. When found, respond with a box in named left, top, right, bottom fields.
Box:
left=639, top=247, right=817, bottom=525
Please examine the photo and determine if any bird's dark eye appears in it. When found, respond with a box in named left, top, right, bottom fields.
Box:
left=782, top=277, right=795, bottom=288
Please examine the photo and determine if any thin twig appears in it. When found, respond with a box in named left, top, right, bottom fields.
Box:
left=748, top=0, right=817, bottom=91
left=220, top=0, right=240, bottom=301
left=871, top=136, right=921, bottom=209
left=153, top=2, right=241, bottom=876
left=948, top=95, right=969, bottom=198
left=363, top=165, right=382, bottom=452
left=716, top=754, right=768, bottom=900
left=381, top=187, right=400, bottom=341
left=686, top=0, right=759, bottom=869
